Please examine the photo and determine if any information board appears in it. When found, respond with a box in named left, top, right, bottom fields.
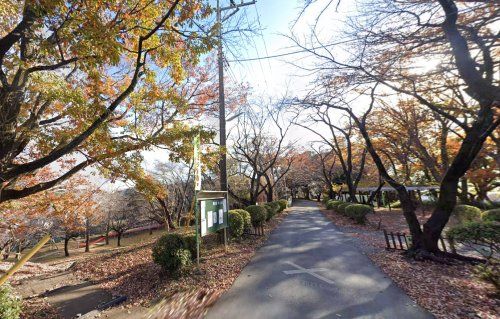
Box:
left=197, top=191, right=228, bottom=237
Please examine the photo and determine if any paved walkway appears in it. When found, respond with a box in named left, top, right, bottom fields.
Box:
left=206, top=200, right=433, bottom=319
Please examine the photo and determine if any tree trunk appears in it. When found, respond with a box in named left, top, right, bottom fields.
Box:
left=328, top=185, right=335, bottom=199
left=368, top=182, right=385, bottom=205
left=458, top=178, right=469, bottom=204
left=85, top=233, right=90, bottom=252
left=85, top=219, right=90, bottom=252
left=421, top=123, right=491, bottom=253
left=352, top=116, right=424, bottom=248
left=264, top=173, right=274, bottom=202
left=266, top=186, right=273, bottom=202
left=157, top=197, right=176, bottom=230
left=345, top=178, right=358, bottom=203
left=104, top=220, right=110, bottom=245
left=304, top=187, right=310, bottom=200
left=117, top=232, right=122, bottom=247
left=64, top=237, right=70, bottom=257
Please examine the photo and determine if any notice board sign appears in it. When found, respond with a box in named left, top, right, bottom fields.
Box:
left=197, top=191, right=228, bottom=237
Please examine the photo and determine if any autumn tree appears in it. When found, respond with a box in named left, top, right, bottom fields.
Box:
left=294, top=0, right=499, bottom=257
left=134, top=161, right=196, bottom=230
left=229, top=104, right=295, bottom=205
left=283, top=151, right=323, bottom=200
left=293, top=111, right=367, bottom=202
left=105, top=188, right=147, bottom=247
left=368, top=100, right=448, bottom=184
left=310, top=145, right=344, bottom=200
left=0, top=0, right=215, bottom=203
left=464, top=139, right=499, bottom=206
left=0, top=171, right=103, bottom=257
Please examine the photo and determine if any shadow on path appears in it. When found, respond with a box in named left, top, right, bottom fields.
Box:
left=205, top=200, right=434, bottom=319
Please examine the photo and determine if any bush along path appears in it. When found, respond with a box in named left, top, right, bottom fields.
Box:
left=321, top=200, right=499, bottom=319
left=206, top=200, right=432, bottom=319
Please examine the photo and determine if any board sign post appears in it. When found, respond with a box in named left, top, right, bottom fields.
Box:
left=192, top=135, right=229, bottom=267
left=198, top=192, right=228, bottom=235
left=193, top=134, right=202, bottom=192
left=193, top=133, right=201, bottom=266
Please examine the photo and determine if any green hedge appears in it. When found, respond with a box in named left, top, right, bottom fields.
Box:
left=447, top=221, right=500, bottom=246
left=228, top=211, right=244, bottom=239
left=245, top=205, right=267, bottom=227
left=231, top=209, right=251, bottom=231
left=152, top=233, right=193, bottom=273
left=277, top=199, right=288, bottom=212
left=345, top=204, right=372, bottom=224
left=0, top=284, right=21, bottom=319
left=337, top=202, right=352, bottom=215
left=269, top=201, right=281, bottom=214
left=482, top=208, right=500, bottom=222
left=447, top=221, right=500, bottom=291
left=388, top=200, right=401, bottom=208
left=453, top=205, right=482, bottom=224
left=448, top=221, right=500, bottom=289
left=263, top=203, right=277, bottom=221
left=326, top=200, right=342, bottom=210
left=182, top=233, right=198, bottom=258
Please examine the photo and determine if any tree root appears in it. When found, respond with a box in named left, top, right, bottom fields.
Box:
left=439, top=251, right=485, bottom=264
left=404, top=249, right=454, bottom=265
left=403, top=248, right=485, bottom=265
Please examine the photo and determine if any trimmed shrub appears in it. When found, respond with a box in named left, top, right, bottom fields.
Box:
left=277, top=199, right=288, bottom=212
left=152, top=233, right=193, bottom=273
left=482, top=208, right=500, bottom=222
left=422, top=197, right=438, bottom=206
left=264, top=203, right=277, bottom=221
left=231, top=209, right=251, bottom=231
left=326, top=200, right=342, bottom=210
left=269, top=201, right=281, bottom=213
left=447, top=221, right=500, bottom=248
left=228, top=211, right=244, bottom=239
left=388, top=200, right=401, bottom=208
left=447, top=221, right=500, bottom=289
left=0, top=284, right=22, bottom=319
left=345, top=204, right=372, bottom=224
left=337, top=202, right=352, bottom=215
left=453, top=205, right=482, bottom=224
left=182, top=233, right=198, bottom=258
left=478, top=201, right=499, bottom=210
left=474, top=263, right=499, bottom=290
left=245, top=205, right=267, bottom=227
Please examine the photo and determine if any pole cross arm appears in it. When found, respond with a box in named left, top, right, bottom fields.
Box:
left=221, top=1, right=256, bottom=11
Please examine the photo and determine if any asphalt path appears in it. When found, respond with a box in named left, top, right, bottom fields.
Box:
left=205, top=200, right=433, bottom=319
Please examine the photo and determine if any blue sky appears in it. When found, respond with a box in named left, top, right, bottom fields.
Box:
left=222, top=0, right=353, bottom=98
left=224, top=0, right=317, bottom=98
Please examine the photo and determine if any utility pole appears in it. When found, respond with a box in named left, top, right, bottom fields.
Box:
left=217, top=0, right=256, bottom=192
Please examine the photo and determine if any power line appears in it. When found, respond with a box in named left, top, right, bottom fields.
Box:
left=254, top=4, right=272, bottom=72
left=243, top=6, right=268, bottom=87
left=227, top=38, right=357, bottom=62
